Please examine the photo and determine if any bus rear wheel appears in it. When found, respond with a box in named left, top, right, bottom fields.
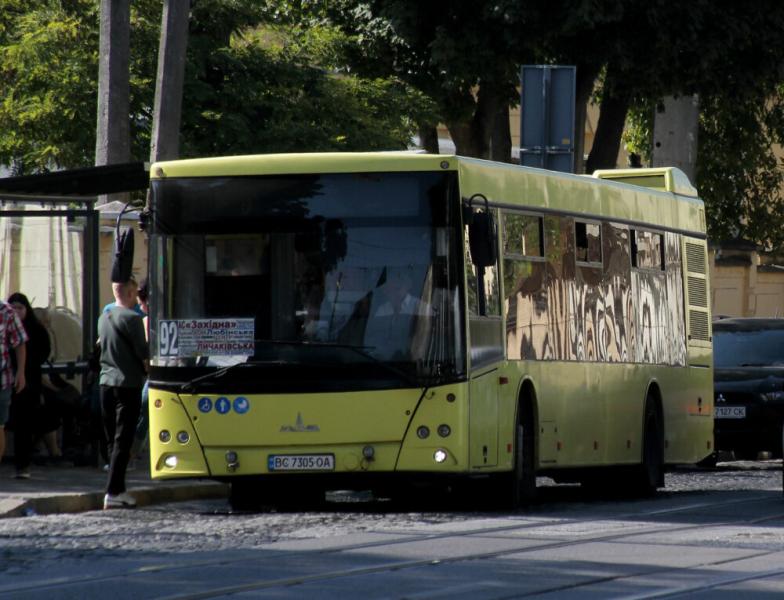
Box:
left=631, top=399, right=664, bottom=496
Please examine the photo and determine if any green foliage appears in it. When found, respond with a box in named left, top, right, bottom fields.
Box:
left=0, top=0, right=163, bottom=172
left=180, top=20, right=431, bottom=157
left=622, top=99, right=654, bottom=164
left=4, top=1, right=784, bottom=254
left=322, top=1, right=525, bottom=154
left=698, top=93, right=784, bottom=251
left=0, top=0, right=98, bottom=172
left=0, top=0, right=428, bottom=173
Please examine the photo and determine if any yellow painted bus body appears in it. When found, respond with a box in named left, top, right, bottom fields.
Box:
left=147, top=152, right=712, bottom=484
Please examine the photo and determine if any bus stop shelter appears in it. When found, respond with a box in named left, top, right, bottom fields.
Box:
left=0, top=162, right=149, bottom=380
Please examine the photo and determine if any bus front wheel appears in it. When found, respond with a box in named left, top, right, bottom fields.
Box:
left=496, top=411, right=537, bottom=509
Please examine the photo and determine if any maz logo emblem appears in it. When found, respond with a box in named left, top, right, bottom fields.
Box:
left=280, top=412, right=320, bottom=432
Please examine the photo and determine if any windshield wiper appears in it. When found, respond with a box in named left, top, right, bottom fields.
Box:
left=179, top=360, right=286, bottom=393
left=254, top=338, right=424, bottom=388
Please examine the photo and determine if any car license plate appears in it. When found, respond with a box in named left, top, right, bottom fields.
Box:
left=268, top=454, right=335, bottom=472
left=714, top=406, right=746, bottom=419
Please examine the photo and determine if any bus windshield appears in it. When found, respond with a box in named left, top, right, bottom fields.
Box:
left=148, top=171, right=465, bottom=392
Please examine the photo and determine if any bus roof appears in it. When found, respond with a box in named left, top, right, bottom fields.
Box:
left=150, top=152, right=706, bottom=236
left=150, top=152, right=453, bottom=178
left=456, top=157, right=705, bottom=236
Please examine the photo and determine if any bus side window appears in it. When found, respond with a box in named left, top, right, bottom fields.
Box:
left=631, top=229, right=665, bottom=270
left=465, top=208, right=503, bottom=367
left=465, top=216, right=500, bottom=317
left=575, top=220, right=602, bottom=266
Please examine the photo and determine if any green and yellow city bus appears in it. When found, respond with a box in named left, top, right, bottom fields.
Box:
left=145, top=152, right=713, bottom=508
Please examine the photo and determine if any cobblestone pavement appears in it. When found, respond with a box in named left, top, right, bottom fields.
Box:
left=0, top=461, right=779, bottom=557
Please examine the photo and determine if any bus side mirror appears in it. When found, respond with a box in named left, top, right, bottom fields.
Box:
left=469, top=211, right=497, bottom=267
left=467, top=194, right=498, bottom=267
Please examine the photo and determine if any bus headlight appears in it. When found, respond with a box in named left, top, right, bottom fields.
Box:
left=433, top=449, right=448, bottom=463
left=159, top=430, right=171, bottom=443
left=417, top=426, right=430, bottom=439
left=437, top=424, right=451, bottom=438
left=163, top=455, right=178, bottom=468
left=176, top=431, right=190, bottom=444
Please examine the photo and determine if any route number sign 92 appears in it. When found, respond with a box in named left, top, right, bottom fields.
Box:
left=159, top=320, right=179, bottom=356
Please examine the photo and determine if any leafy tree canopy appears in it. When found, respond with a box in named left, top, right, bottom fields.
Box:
left=0, top=0, right=430, bottom=173
left=0, top=0, right=99, bottom=172
left=697, top=92, right=784, bottom=251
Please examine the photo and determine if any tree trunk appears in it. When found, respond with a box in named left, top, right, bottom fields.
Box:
left=491, top=103, right=512, bottom=163
left=472, top=84, right=501, bottom=159
left=447, top=83, right=502, bottom=159
left=585, top=73, right=630, bottom=173
left=573, top=64, right=600, bottom=174
left=418, top=123, right=439, bottom=154
left=150, top=0, right=191, bottom=164
left=95, top=0, right=130, bottom=205
left=652, top=95, right=699, bottom=181
left=447, top=121, right=476, bottom=157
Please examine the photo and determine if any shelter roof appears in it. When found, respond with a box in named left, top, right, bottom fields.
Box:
left=0, top=162, right=148, bottom=197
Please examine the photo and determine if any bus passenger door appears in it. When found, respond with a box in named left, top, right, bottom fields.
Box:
left=464, top=203, right=504, bottom=468
left=469, top=369, right=499, bottom=467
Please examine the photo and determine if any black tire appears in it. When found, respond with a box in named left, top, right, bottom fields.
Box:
left=732, top=448, right=760, bottom=461
left=517, top=419, right=537, bottom=505
left=229, top=477, right=263, bottom=511
left=696, top=452, right=718, bottom=468
left=230, top=478, right=324, bottom=512
left=496, top=409, right=537, bottom=509
left=631, top=398, right=664, bottom=496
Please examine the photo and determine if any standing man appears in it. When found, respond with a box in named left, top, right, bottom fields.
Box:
left=0, top=299, right=26, bottom=462
left=98, top=278, right=148, bottom=509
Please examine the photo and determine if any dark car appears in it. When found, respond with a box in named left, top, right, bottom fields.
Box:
left=712, top=318, right=784, bottom=460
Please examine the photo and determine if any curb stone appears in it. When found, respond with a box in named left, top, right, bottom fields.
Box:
left=0, top=482, right=229, bottom=519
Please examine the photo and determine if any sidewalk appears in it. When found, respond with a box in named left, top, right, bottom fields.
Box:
left=0, top=460, right=228, bottom=518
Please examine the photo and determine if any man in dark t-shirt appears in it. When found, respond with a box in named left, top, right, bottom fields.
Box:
left=97, top=280, right=149, bottom=509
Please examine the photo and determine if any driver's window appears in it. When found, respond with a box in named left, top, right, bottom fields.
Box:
left=465, top=208, right=503, bottom=368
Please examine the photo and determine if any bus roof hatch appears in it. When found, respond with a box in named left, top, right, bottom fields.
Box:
left=591, top=167, right=698, bottom=198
